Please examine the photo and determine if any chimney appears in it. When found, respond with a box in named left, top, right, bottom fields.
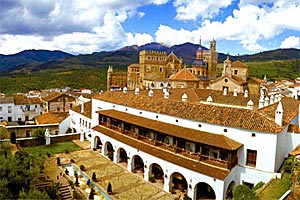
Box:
left=81, top=102, right=84, bottom=113
left=223, top=88, right=228, bottom=96
left=182, top=92, right=188, bottom=102
left=233, top=88, right=238, bottom=96
left=135, top=87, right=140, bottom=95
left=275, top=101, right=283, bottom=126
left=244, top=89, right=249, bottom=98
left=247, top=99, right=254, bottom=109
left=207, top=95, right=213, bottom=105
left=264, top=96, right=269, bottom=107
left=123, top=87, right=128, bottom=93
left=164, top=90, right=169, bottom=99
left=258, top=97, right=264, bottom=108
left=148, top=89, right=154, bottom=97
left=270, top=95, right=274, bottom=104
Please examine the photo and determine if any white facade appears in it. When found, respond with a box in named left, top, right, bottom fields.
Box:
left=70, top=90, right=300, bottom=200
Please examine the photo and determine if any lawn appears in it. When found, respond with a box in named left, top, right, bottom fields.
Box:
left=23, top=141, right=82, bottom=157
left=257, top=172, right=291, bottom=200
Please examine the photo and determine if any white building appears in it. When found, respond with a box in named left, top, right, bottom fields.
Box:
left=69, top=88, right=300, bottom=200
left=0, top=95, right=42, bottom=123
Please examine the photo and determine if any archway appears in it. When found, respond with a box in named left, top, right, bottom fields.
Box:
left=194, top=182, right=216, bottom=200
left=131, top=155, right=144, bottom=174
left=117, top=148, right=128, bottom=168
left=149, top=163, right=164, bottom=182
left=94, top=136, right=102, bottom=150
left=149, top=163, right=164, bottom=188
left=225, top=181, right=235, bottom=199
left=169, top=172, right=188, bottom=196
left=104, top=141, right=114, bottom=161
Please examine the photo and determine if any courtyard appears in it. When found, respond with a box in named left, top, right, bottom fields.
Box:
left=44, top=140, right=176, bottom=200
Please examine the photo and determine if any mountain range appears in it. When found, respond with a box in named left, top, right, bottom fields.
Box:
left=1, top=42, right=299, bottom=75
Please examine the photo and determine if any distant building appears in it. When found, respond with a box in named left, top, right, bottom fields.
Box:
left=41, top=92, right=75, bottom=113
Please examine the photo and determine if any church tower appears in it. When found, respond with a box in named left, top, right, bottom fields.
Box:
left=206, top=39, right=218, bottom=80
left=107, top=65, right=113, bottom=91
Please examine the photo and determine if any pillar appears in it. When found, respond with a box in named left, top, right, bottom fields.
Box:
left=127, top=156, right=132, bottom=172
left=187, top=183, right=194, bottom=200
left=113, top=150, right=118, bottom=164
left=163, top=171, right=169, bottom=192
left=80, top=132, right=84, bottom=142
left=144, top=163, right=149, bottom=182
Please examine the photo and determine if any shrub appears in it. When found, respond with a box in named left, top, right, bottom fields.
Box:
left=149, top=175, right=155, bottom=183
left=252, top=181, right=264, bottom=191
left=283, top=157, right=293, bottom=173
left=92, top=172, right=97, bottom=181
left=65, top=149, right=69, bottom=154
left=56, top=157, right=61, bottom=166
left=107, top=182, right=112, bottom=194
left=233, top=185, right=258, bottom=200
left=80, top=165, right=85, bottom=171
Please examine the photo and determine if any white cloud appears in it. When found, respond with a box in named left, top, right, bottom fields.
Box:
left=173, top=0, right=232, bottom=20
left=155, top=1, right=300, bottom=53
left=280, top=36, right=300, bottom=48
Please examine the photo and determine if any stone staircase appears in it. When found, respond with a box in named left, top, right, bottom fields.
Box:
left=58, top=185, right=73, bottom=200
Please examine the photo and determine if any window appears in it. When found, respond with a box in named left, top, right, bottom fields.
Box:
left=8, top=106, right=12, bottom=113
left=246, top=149, right=257, bottom=167
left=26, top=130, right=30, bottom=137
left=224, top=79, right=228, bottom=83
left=0, top=106, right=2, bottom=111
left=198, top=124, right=202, bottom=128
left=252, top=133, right=256, bottom=137
left=234, top=70, right=238, bottom=75
left=175, top=119, right=178, bottom=123
left=224, top=129, right=227, bottom=132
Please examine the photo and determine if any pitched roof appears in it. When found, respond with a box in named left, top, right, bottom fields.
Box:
left=35, top=112, right=69, bottom=124
left=93, top=125, right=230, bottom=180
left=42, top=92, right=63, bottom=102
left=0, top=97, right=14, bottom=104
left=98, top=109, right=242, bottom=150
left=93, top=91, right=299, bottom=133
left=232, top=60, right=248, bottom=69
left=169, top=68, right=199, bottom=81
left=70, top=101, right=92, bottom=119
left=13, top=95, right=41, bottom=105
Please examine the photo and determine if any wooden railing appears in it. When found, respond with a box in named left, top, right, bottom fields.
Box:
left=98, top=121, right=237, bottom=169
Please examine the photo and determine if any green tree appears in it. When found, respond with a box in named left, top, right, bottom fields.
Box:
left=33, top=129, right=46, bottom=145
left=233, top=185, right=258, bottom=200
left=0, top=126, right=9, bottom=147
left=19, top=188, right=49, bottom=199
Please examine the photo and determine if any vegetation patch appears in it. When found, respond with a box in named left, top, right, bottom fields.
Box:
left=23, top=141, right=82, bottom=157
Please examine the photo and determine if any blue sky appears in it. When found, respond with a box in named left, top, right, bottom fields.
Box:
left=0, top=0, right=299, bottom=56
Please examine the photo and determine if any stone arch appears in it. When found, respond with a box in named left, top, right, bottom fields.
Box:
left=149, top=163, right=164, bottom=186
left=131, top=155, right=144, bottom=173
left=194, top=182, right=216, bottom=200
left=225, top=181, right=235, bottom=199
left=104, top=141, right=114, bottom=161
left=169, top=172, right=188, bottom=195
left=93, top=136, right=102, bottom=150
left=117, top=148, right=128, bottom=167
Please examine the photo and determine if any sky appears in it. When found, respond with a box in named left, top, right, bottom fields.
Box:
left=0, top=0, right=300, bottom=56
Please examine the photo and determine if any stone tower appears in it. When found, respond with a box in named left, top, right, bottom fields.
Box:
left=107, top=65, right=113, bottom=91
left=203, top=39, right=218, bottom=80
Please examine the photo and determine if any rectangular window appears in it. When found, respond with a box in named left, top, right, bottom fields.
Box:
left=8, top=106, right=12, bottom=113
left=0, top=106, right=2, bottom=112
left=234, top=70, right=238, bottom=75
left=246, top=149, right=257, bottom=167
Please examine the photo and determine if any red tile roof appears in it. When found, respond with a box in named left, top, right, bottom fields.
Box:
left=70, top=101, right=92, bottom=119
left=93, top=91, right=299, bottom=133
left=98, top=109, right=242, bottom=150
left=93, top=125, right=230, bottom=180
left=169, top=68, right=199, bottom=81
left=12, top=95, right=41, bottom=105
left=35, top=112, right=69, bottom=124
left=232, top=60, right=248, bottom=69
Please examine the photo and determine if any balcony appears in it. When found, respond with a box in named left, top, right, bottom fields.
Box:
left=99, top=121, right=237, bottom=170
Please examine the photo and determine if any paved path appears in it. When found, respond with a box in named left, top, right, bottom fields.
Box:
left=48, top=143, right=176, bottom=200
